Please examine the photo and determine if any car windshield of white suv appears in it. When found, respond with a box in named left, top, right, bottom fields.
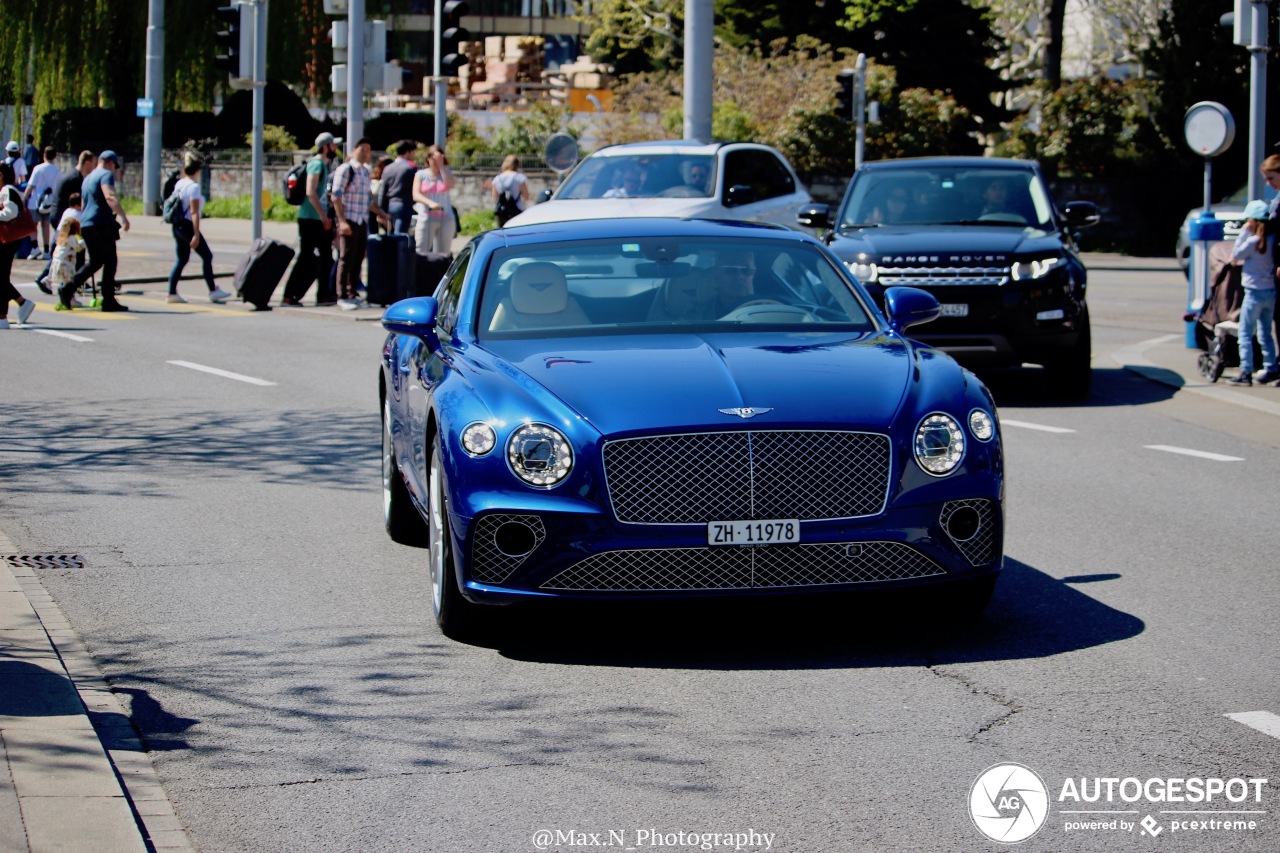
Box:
left=476, top=237, right=877, bottom=338
left=839, top=168, right=1056, bottom=230
left=557, top=154, right=717, bottom=200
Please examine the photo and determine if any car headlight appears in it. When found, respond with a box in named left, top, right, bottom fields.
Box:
left=460, top=422, right=497, bottom=456
left=915, top=413, right=965, bottom=476
left=968, top=409, right=995, bottom=442
left=1010, top=254, right=1066, bottom=281
left=507, top=423, right=573, bottom=487
left=846, top=260, right=878, bottom=282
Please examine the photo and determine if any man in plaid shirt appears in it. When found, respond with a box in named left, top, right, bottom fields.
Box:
left=331, top=138, right=390, bottom=310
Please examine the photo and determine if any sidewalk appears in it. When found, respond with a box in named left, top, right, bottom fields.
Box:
left=1111, top=332, right=1280, bottom=419
left=0, top=528, right=194, bottom=853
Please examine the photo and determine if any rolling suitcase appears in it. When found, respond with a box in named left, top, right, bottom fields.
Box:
left=366, top=232, right=414, bottom=306
left=234, top=237, right=295, bottom=311
left=414, top=252, right=452, bottom=298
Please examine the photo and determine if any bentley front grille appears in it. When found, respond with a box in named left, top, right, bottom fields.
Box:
left=540, top=541, right=945, bottom=592
left=602, top=430, right=891, bottom=524
left=876, top=266, right=1009, bottom=287
left=939, top=499, right=999, bottom=566
left=469, top=514, right=547, bottom=584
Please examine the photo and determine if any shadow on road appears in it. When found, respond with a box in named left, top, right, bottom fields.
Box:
left=981, top=365, right=1177, bottom=409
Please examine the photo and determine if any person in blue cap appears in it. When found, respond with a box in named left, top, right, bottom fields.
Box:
left=59, top=150, right=130, bottom=312
left=1227, top=198, right=1279, bottom=386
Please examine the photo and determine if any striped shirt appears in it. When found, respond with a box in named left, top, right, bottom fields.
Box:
left=332, top=160, right=372, bottom=225
left=415, top=167, right=451, bottom=219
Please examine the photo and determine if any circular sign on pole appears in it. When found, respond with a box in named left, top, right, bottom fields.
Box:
left=543, top=133, right=580, bottom=175
left=1183, top=101, right=1235, bottom=158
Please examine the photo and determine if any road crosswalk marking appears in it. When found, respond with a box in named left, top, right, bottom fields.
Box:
left=1144, top=445, right=1243, bottom=462
left=1226, top=711, right=1280, bottom=741
left=27, top=328, right=93, bottom=342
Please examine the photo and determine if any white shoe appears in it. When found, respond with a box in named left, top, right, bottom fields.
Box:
left=166, top=293, right=187, bottom=304
left=70, top=297, right=83, bottom=307
left=338, top=299, right=359, bottom=311
left=209, top=288, right=231, bottom=304
left=16, top=299, right=35, bottom=324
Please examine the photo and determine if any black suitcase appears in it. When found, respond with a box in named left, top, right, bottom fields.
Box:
left=366, top=233, right=414, bottom=306
left=234, top=237, right=295, bottom=310
left=414, top=252, right=452, bottom=298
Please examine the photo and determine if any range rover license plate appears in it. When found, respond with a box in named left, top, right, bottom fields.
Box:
left=708, top=520, right=800, bottom=546
left=939, top=303, right=969, bottom=317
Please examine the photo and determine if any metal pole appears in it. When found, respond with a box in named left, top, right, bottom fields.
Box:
left=251, top=0, right=267, bottom=241
left=1247, top=0, right=1268, bottom=200
left=347, top=0, right=365, bottom=150
left=143, top=0, right=164, bottom=216
left=1204, top=158, right=1213, bottom=214
left=683, top=0, right=713, bottom=142
left=854, top=53, right=866, bottom=170
left=433, top=0, right=447, bottom=147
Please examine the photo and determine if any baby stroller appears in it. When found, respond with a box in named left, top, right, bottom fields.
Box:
left=1191, top=241, right=1260, bottom=382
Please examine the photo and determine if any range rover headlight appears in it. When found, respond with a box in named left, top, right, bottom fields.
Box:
left=847, top=260, right=878, bottom=282
left=1010, top=254, right=1066, bottom=281
left=460, top=422, right=497, bottom=456
left=968, top=409, right=995, bottom=442
left=507, top=423, right=573, bottom=487
left=915, top=413, right=965, bottom=476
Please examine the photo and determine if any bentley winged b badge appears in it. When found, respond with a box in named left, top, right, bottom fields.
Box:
left=717, top=407, right=774, bottom=419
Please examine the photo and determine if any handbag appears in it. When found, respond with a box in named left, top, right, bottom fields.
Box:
left=0, top=189, right=36, bottom=244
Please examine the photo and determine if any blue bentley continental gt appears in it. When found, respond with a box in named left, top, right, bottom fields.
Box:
left=380, top=218, right=1004, bottom=639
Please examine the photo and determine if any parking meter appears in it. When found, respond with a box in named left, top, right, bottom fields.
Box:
left=1183, top=102, right=1235, bottom=347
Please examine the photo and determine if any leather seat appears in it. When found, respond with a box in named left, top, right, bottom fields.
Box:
left=490, top=262, right=589, bottom=331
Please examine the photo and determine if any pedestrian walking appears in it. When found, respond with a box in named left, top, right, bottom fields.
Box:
left=412, top=144, right=456, bottom=254
left=491, top=154, right=529, bottom=226
left=0, top=162, right=36, bottom=330
left=22, top=146, right=59, bottom=259
left=331, top=138, right=389, bottom=310
left=166, top=154, right=231, bottom=305
left=377, top=140, right=419, bottom=235
left=1225, top=199, right=1280, bottom=386
left=35, top=150, right=95, bottom=294
left=60, top=151, right=130, bottom=312
left=280, top=132, right=339, bottom=307
left=4, top=141, right=27, bottom=185
left=48, top=217, right=85, bottom=307
left=21, top=135, right=38, bottom=175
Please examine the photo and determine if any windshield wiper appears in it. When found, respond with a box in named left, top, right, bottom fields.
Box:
left=837, top=223, right=881, bottom=231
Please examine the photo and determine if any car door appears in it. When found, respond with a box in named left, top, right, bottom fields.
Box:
left=719, top=147, right=811, bottom=228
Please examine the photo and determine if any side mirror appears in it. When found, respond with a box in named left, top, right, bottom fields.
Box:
left=381, top=296, right=440, bottom=348
left=797, top=204, right=831, bottom=229
left=536, top=187, right=554, bottom=204
left=883, top=286, right=940, bottom=333
left=1062, top=201, right=1101, bottom=231
left=724, top=184, right=757, bottom=208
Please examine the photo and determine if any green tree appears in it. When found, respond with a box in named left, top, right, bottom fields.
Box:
left=581, top=0, right=684, bottom=75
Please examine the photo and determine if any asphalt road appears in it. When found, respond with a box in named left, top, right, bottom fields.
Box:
left=0, top=240, right=1277, bottom=852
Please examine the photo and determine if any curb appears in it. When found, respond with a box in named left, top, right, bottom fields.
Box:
left=1111, top=334, right=1280, bottom=418
left=0, top=527, right=195, bottom=853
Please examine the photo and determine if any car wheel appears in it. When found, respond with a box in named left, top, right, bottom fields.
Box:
left=383, top=400, right=428, bottom=545
left=427, top=431, right=481, bottom=640
left=1045, top=309, right=1092, bottom=398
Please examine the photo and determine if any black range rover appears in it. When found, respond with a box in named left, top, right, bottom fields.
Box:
left=800, top=157, right=1100, bottom=396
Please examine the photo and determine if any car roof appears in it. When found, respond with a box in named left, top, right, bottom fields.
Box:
left=585, top=140, right=771, bottom=157
left=860, top=156, right=1038, bottom=172
left=474, top=217, right=811, bottom=249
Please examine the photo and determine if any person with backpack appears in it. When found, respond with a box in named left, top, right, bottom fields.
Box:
left=280, top=132, right=340, bottom=307
left=491, top=154, right=529, bottom=227
left=166, top=153, right=230, bottom=304
left=4, top=141, right=27, bottom=185
left=22, top=146, right=59, bottom=260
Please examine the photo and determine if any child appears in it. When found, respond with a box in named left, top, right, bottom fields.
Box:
left=1227, top=199, right=1279, bottom=386
left=48, top=217, right=86, bottom=307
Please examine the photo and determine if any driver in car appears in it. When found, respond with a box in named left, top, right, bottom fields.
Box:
left=648, top=250, right=758, bottom=323
left=712, top=252, right=757, bottom=316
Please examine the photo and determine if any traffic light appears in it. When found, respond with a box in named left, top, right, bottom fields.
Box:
left=835, top=70, right=855, bottom=123
left=214, top=4, right=251, bottom=79
left=440, top=0, right=469, bottom=75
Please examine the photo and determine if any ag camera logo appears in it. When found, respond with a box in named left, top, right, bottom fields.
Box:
left=969, top=763, right=1050, bottom=843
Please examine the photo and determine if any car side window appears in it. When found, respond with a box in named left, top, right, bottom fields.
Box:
left=722, top=150, right=795, bottom=203
left=435, top=247, right=471, bottom=335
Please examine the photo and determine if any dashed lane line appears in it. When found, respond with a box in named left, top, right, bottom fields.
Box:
left=1144, top=445, right=1243, bottom=462
left=167, top=360, right=276, bottom=386
left=26, top=328, right=94, bottom=342
left=1226, top=711, right=1280, bottom=741
left=999, top=419, right=1077, bottom=434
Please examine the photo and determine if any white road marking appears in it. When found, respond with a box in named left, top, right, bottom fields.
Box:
left=1000, top=419, right=1076, bottom=434
left=1226, top=711, right=1280, bottom=740
left=1144, top=445, right=1243, bottom=462
left=167, top=360, right=276, bottom=386
left=28, top=328, right=94, bottom=342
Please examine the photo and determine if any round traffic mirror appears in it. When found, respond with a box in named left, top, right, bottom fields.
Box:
left=543, top=133, right=579, bottom=174
left=1183, top=101, right=1234, bottom=158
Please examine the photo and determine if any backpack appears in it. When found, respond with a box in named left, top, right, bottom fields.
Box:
left=35, top=187, right=53, bottom=216
left=161, top=180, right=186, bottom=224
left=494, top=189, right=520, bottom=222
left=161, top=168, right=180, bottom=200
left=322, top=161, right=355, bottom=218
left=283, top=160, right=309, bottom=205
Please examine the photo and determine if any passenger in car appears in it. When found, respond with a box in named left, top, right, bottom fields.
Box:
left=602, top=165, right=644, bottom=198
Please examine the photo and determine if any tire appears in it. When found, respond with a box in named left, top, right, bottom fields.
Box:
left=383, top=400, right=428, bottom=545
left=427, top=432, right=482, bottom=640
left=1045, top=309, right=1092, bottom=398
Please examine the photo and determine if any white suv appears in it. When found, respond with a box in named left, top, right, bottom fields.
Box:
left=504, top=140, right=812, bottom=229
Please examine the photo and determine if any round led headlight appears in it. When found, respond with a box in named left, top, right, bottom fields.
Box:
left=460, top=422, right=497, bottom=456
left=507, top=423, right=573, bottom=488
left=968, top=409, right=995, bottom=442
left=847, top=261, right=878, bottom=283
left=915, top=413, right=965, bottom=476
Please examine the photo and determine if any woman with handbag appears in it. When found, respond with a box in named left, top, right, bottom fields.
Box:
left=0, top=161, right=37, bottom=329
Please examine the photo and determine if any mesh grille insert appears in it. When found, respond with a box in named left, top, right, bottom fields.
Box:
left=470, top=515, right=547, bottom=584
left=939, top=499, right=999, bottom=566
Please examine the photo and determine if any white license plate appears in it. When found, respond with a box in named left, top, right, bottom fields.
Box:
left=707, top=519, right=800, bottom=546
left=939, top=303, right=969, bottom=317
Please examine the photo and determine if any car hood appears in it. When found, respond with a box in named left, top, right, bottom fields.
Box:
left=828, top=225, right=1059, bottom=260
left=504, top=197, right=718, bottom=227
left=475, top=332, right=911, bottom=437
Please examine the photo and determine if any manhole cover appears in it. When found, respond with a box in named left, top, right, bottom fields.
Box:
left=2, top=554, right=86, bottom=569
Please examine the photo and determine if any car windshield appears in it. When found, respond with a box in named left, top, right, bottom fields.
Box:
left=556, top=153, right=717, bottom=200
left=839, top=166, right=1056, bottom=230
left=475, top=237, right=876, bottom=338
